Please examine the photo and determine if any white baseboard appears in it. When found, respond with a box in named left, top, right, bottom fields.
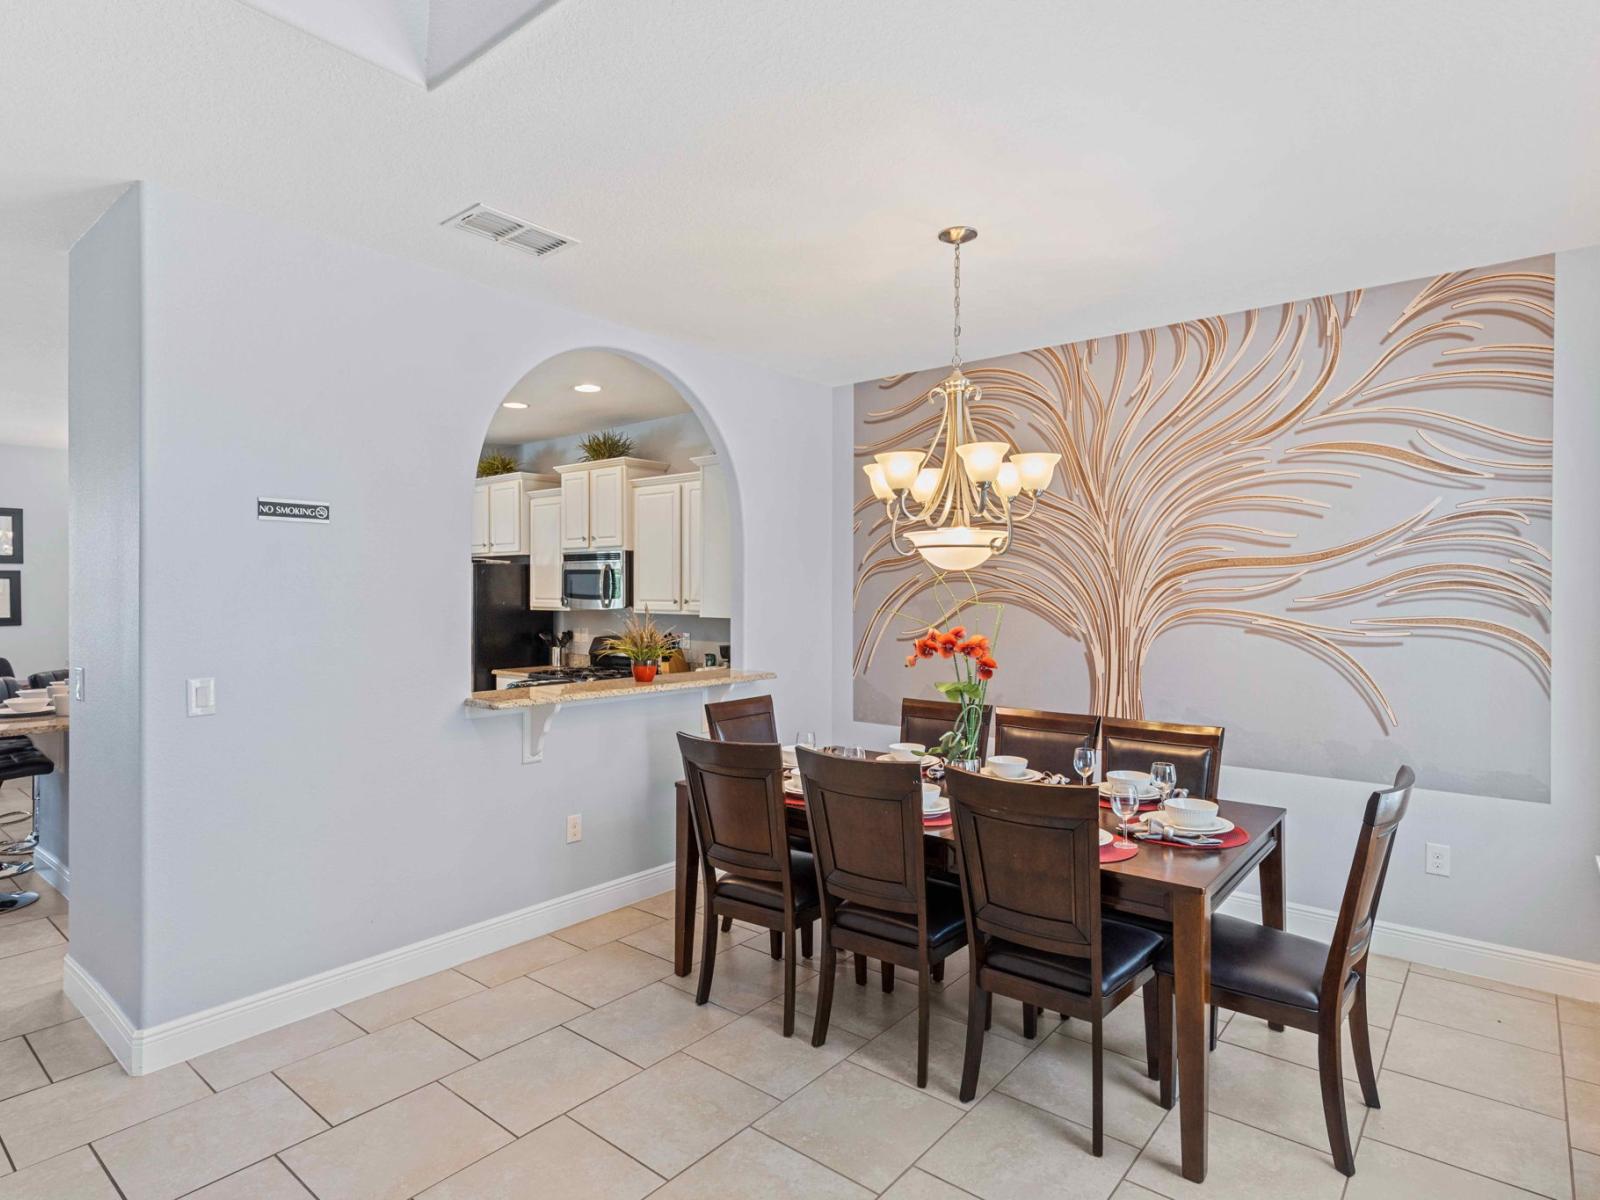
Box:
left=32, top=847, right=69, bottom=899
left=1218, top=892, right=1600, bottom=1003
left=65, top=860, right=677, bottom=1076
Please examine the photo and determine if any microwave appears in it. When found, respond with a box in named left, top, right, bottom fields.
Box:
left=562, top=550, right=630, bottom=610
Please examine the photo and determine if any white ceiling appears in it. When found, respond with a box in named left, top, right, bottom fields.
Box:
left=484, top=349, right=690, bottom=444
left=2, top=0, right=1599, bottom=448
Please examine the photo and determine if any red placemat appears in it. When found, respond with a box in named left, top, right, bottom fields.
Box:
left=1141, top=826, right=1250, bottom=850
left=1100, top=841, right=1139, bottom=864
left=1099, top=797, right=1162, bottom=812
left=923, top=813, right=952, bottom=828
left=784, top=793, right=805, bottom=808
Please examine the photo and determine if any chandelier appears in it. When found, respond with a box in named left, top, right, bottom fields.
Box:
left=863, top=227, right=1060, bottom=571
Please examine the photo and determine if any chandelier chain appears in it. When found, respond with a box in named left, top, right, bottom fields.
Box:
left=951, top=239, right=962, bottom=372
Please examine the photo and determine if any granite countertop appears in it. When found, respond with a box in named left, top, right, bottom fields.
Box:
left=0, top=712, right=69, bottom=735
left=491, top=665, right=567, bottom=677
left=466, top=668, right=776, bottom=710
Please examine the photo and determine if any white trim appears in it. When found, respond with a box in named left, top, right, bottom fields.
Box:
left=65, top=860, right=677, bottom=1076
left=1219, top=892, right=1600, bottom=1003
left=32, top=846, right=69, bottom=898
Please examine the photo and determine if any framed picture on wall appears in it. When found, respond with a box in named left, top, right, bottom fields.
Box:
left=0, top=572, right=17, bottom=627
left=0, top=509, right=19, bottom=564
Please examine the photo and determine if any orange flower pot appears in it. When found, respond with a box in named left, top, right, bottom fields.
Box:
left=632, top=663, right=658, bottom=684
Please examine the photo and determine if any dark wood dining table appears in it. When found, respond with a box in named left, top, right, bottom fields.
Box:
left=672, top=768, right=1287, bottom=1184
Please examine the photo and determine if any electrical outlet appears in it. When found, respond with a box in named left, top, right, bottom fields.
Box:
left=1426, top=842, right=1451, bottom=877
left=566, top=814, right=582, bottom=844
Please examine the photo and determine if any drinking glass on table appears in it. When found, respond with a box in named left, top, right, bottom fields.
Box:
left=1151, top=761, right=1177, bottom=802
left=1073, top=745, right=1097, bottom=786
left=796, top=731, right=816, bottom=750
left=1109, top=781, right=1141, bottom=850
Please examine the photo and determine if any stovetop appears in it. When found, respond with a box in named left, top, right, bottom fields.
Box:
left=506, top=666, right=633, bottom=689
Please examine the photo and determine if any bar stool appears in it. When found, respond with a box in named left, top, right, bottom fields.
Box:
left=0, top=736, right=52, bottom=912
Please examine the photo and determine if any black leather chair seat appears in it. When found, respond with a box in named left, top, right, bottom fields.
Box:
left=833, top=880, right=966, bottom=949
left=1157, top=914, right=1332, bottom=1010
left=717, top=849, right=819, bottom=911
left=985, top=919, right=1165, bottom=996
left=0, top=737, right=53, bottom=783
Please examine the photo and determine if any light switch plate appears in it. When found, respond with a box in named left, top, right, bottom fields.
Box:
left=187, top=677, right=216, bottom=717
left=71, top=666, right=84, bottom=701
left=566, top=814, right=582, bottom=843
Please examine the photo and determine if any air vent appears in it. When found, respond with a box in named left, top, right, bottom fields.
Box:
left=443, top=204, right=577, bottom=259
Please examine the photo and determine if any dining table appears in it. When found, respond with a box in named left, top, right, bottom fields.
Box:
left=671, top=758, right=1287, bottom=1185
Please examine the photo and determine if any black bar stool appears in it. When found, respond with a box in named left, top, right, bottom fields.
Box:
left=0, top=736, right=53, bottom=912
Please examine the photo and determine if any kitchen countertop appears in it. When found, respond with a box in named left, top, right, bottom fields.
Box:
left=466, top=668, right=776, bottom=710
left=0, top=712, right=69, bottom=735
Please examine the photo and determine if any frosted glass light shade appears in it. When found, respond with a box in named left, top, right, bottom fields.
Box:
left=1012, top=452, right=1062, bottom=492
left=910, top=468, right=940, bottom=503
left=863, top=463, right=893, bottom=501
left=995, top=461, right=1022, bottom=498
left=875, top=450, right=924, bottom=491
left=904, top=526, right=997, bottom=572
left=955, top=441, right=1011, bottom=483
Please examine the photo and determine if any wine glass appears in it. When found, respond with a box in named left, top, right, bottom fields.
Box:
left=1073, top=745, right=1097, bottom=786
left=1151, top=761, right=1177, bottom=803
left=1109, top=781, right=1140, bottom=850
left=795, top=731, right=816, bottom=750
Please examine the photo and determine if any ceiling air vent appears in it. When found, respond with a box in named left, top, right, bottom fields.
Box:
left=443, top=204, right=577, bottom=259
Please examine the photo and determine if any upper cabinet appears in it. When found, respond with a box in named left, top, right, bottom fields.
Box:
left=693, top=455, right=733, bottom=619
left=528, top=489, right=566, bottom=609
left=471, top=472, right=557, bottom=557
left=631, top=456, right=729, bottom=616
left=553, top=458, right=668, bottom=550
left=632, top=477, right=686, bottom=613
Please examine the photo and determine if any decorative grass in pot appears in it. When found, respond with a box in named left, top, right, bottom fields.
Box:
left=602, top=613, right=677, bottom=683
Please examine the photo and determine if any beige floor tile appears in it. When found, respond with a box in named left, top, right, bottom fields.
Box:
left=1347, top=1138, right=1546, bottom=1199
left=1410, top=962, right=1555, bottom=1004
left=7, top=878, right=66, bottom=921
left=281, top=1083, right=511, bottom=1200
left=928, top=984, right=1063, bottom=1048
left=1206, top=1042, right=1368, bottom=1155
left=996, top=1030, right=1166, bottom=1145
left=565, top=980, right=737, bottom=1068
left=881, top=1168, right=982, bottom=1199
left=621, top=913, right=760, bottom=966
left=417, top=976, right=587, bottom=1058
left=1561, top=996, right=1600, bottom=1031
left=1565, top=1022, right=1600, bottom=1084
left=189, top=1010, right=364, bottom=1091
left=1382, top=1015, right=1564, bottom=1116
left=1222, top=1013, right=1388, bottom=1083
left=573, top=1052, right=776, bottom=1178
left=850, top=1009, right=1029, bottom=1109
left=443, top=1026, right=637, bottom=1135
left=919, top=1090, right=1137, bottom=1200
left=1128, top=1108, right=1345, bottom=1200
left=1365, top=954, right=1409, bottom=983
left=1111, top=1185, right=1168, bottom=1200
left=532, top=941, right=675, bottom=1008
left=756, top=1060, right=961, bottom=1191
left=94, top=1073, right=326, bottom=1200
left=687, top=998, right=864, bottom=1098
left=421, top=1114, right=662, bottom=1200
left=0, top=918, right=64, bottom=961
left=0, top=982, right=79, bottom=1043
left=1365, top=1070, right=1571, bottom=1198
left=456, top=934, right=583, bottom=987
left=1365, top=975, right=1402, bottom=1029
left=1572, top=1077, right=1600, bottom=1155
left=0, top=1147, right=117, bottom=1198
left=632, top=890, right=678, bottom=920
left=0, top=1062, right=208, bottom=1169
left=48, top=914, right=68, bottom=940
left=553, top=907, right=662, bottom=951
left=793, top=969, right=921, bottom=1038
left=336, top=970, right=484, bottom=1032
left=1397, top=973, right=1559, bottom=1052
left=26, top=1018, right=113, bottom=1082
left=0, top=1035, right=47, bottom=1100
left=182, top=1158, right=313, bottom=1198
left=0, top=944, right=65, bottom=991
left=277, top=1019, right=472, bottom=1124
left=650, top=1128, right=871, bottom=1200
left=1062, top=996, right=1157, bottom=1062
left=662, top=943, right=796, bottom=1013
left=1575, top=1149, right=1600, bottom=1200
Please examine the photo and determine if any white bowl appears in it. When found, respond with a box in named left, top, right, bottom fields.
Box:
left=1161, top=796, right=1220, bottom=830
left=921, top=782, right=944, bottom=812
left=1107, top=769, right=1152, bottom=785
left=3, top=699, right=50, bottom=714
left=986, top=754, right=1029, bottom=779
left=15, top=689, right=48, bottom=701
left=887, top=742, right=926, bottom=762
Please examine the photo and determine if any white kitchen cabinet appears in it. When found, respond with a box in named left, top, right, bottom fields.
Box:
left=553, top=458, right=668, bottom=550
left=528, top=489, right=566, bottom=609
left=682, top=477, right=704, bottom=612
left=632, top=479, right=684, bottom=612
left=589, top=466, right=626, bottom=548
left=472, top=472, right=557, bottom=558
left=560, top=472, right=590, bottom=549
left=471, top=485, right=491, bottom=555
left=693, top=454, right=734, bottom=619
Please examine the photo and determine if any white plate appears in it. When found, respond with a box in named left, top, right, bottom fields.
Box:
left=1, top=703, right=52, bottom=715
left=1098, top=781, right=1163, bottom=800
left=981, top=766, right=1044, bottom=783
left=1098, top=827, right=1113, bottom=846
left=922, top=797, right=950, bottom=816
left=1158, top=816, right=1235, bottom=836
left=876, top=753, right=929, bottom=765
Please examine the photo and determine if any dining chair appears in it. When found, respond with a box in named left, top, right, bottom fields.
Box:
left=798, top=746, right=969, bottom=1087
left=900, top=698, right=994, bottom=759
left=676, top=732, right=821, bottom=1036
left=705, top=694, right=778, bottom=743
left=945, top=768, right=1165, bottom=1153
left=993, top=707, right=1100, bottom=778
left=1155, top=766, right=1414, bottom=1176
left=1100, top=717, right=1224, bottom=798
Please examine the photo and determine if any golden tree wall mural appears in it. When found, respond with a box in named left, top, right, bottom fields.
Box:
left=853, top=260, right=1553, bottom=737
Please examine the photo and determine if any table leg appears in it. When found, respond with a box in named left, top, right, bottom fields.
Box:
left=1260, top=823, right=1287, bottom=1030
left=674, top=781, right=697, bottom=978
left=1173, top=890, right=1210, bottom=1183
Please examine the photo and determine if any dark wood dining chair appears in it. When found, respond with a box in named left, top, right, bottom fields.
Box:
left=677, top=732, right=821, bottom=1036
left=946, top=768, right=1165, bottom=1154
left=993, top=707, right=1100, bottom=778
left=705, top=694, right=778, bottom=743
left=1155, top=766, right=1414, bottom=1176
left=900, top=698, right=994, bottom=759
left=1100, top=717, right=1224, bottom=798
left=797, top=746, right=968, bottom=1087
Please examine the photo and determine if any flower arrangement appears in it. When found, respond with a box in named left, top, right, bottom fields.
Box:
left=601, top=612, right=677, bottom=682
left=903, top=582, right=1001, bottom=764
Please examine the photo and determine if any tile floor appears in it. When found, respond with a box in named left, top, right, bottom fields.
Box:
left=0, top=798, right=1590, bottom=1197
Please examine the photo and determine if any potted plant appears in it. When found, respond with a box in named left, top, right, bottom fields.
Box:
left=902, top=579, right=1002, bottom=768
left=578, top=430, right=636, bottom=462
left=601, top=612, right=677, bottom=683
left=476, top=452, right=519, bottom=478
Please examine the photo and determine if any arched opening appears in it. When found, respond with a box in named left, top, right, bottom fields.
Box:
left=467, top=346, right=742, bottom=692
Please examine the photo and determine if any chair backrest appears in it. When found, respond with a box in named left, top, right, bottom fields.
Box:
left=795, top=746, right=926, bottom=921
left=0, top=659, right=12, bottom=679
left=900, top=698, right=994, bottom=759
left=993, top=708, right=1100, bottom=778
left=676, top=732, right=791, bottom=892
left=0, top=678, right=19, bottom=701
left=704, top=694, right=778, bottom=743
left=27, top=670, right=68, bottom=689
left=946, top=769, right=1105, bottom=994
left=1100, top=717, right=1224, bottom=797
left=1321, top=766, right=1414, bottom=1004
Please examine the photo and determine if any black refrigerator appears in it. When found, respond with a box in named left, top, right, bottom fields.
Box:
left=471, top=560, right=555, bottom=692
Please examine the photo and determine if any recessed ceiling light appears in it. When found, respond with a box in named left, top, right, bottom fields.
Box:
left=574, top=383, right=602, bottom=393
left=501, top=400, right=529, bottom=409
